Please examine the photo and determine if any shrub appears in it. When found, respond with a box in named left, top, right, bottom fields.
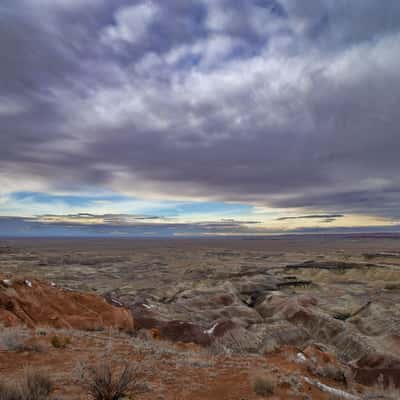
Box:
left=306, top=358, right=347, bottom=384
left=50, top=335, right=70, bottom=349
left=252, top=375, right=275, bottom=397
left=0, top=368, right=52, bottom=400
left=0, top=380, right=20, bottom=400
left=20, top=369, right=53, bottom=400
left=261, top=338, right=279, bottom=355
left=79, top=360, right=140, bottom=400
left=319, top=364, right=347, bottom=383
left=209, top=327, right=261, bottom=355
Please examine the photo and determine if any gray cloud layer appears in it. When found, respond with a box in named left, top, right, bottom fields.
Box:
left=276, top=214, right=344, bottom=221
left=1, top=0, right=400, bottom=218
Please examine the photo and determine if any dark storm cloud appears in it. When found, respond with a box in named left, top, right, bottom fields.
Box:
left=1, top=0, right=400, bottom=220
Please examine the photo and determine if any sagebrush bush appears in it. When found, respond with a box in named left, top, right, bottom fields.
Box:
left=306, top=358, right=347, bottom=384
left=79, top=359, right=140, bottom=400
left=209, top=327, right=260, bottom=355
left=0, top=380, right=19, bottom=400
left=252, top=375, right=275, bottom=397
left=21, top=369, right=53, bottom=400
left=0, top=368, right=52, bottom=400
left=50, top=335, right=71, bottom=349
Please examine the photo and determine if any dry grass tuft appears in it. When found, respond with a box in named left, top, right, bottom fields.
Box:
left=209, top=327, right=261, bottom=355
left=0, top=381, right=19, bottom=400
left=305, top=357, right=347, bottom=384
left=252, top=374, right=275, bottom=397
left=0, top=368, right=52, bottom=400
left=50, top=335, right=71, bottom=349
left=20, top=369, right=53, bottom=400
left=78, top=359, right=143, bottom=400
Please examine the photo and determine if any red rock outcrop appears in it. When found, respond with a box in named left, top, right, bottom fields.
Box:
left=0, top=277, right=134, bottom=332
left=131, top=303, right=212, bottom=345
left=352, top=353, right=400, bottom=388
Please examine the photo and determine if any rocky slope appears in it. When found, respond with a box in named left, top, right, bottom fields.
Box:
left=105, top=261, right=400, bottom=389
left=0, top=276, right=133, bottom=331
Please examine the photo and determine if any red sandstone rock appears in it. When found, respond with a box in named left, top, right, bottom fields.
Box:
left=0, top=278, right=134, bottom=332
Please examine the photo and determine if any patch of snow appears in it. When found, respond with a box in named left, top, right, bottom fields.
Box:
left=304, top=377, right=361, bottom=400
left=204, top=323, right=219, bottom=335
left=24, top=280, right=32, bottom=288
left=111, top=298, right=123, bottom=307
left=142, top=303, right=154, bottom=309
left=296, top=352, right=307, bottom=364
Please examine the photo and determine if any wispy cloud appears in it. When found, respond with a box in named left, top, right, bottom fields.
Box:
left=276, top=214, right=344, bottom=221
left=1, top=213, right=399, bottom=237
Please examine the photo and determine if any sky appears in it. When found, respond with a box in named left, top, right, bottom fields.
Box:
left=0, top=0, right=400, bottom=237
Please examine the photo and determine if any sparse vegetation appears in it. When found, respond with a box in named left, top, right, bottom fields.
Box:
left=78, top=359, right=141, bottom=400
left=318, top=364, right=347, bottom=383
left=209, top=327, right=260, bottom=355
left=0, top=368, right=52, bottom=400
left=50, top=335, right=71, bottom=349
left=0, top=381, right=20, bottom=400
left=306, top=358, right=347, bottom=384
left=278, top=373, right=302, bottom=393
left=261, top=338, right=280, bottom=355
left=252, top=374, right=275, bottom=397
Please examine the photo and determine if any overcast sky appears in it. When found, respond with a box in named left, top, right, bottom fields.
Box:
left=1, top=0, right=400, bottom=236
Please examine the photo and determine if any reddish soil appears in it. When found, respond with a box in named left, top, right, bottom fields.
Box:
left=0, top=276, right=133, bottom=331
left=0, top=332, right=351, bottom=400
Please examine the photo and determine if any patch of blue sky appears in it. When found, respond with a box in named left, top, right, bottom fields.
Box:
left=0, top=217, right=175, bottom=237
left=167, top=201, right=254, bottom=218
left=7, top=192, right=254, bottom=220
left=9, top=192, right=133, bottom=207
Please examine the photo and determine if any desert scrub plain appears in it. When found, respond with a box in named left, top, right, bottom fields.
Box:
left=1, top=235, right=400, bottom=399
